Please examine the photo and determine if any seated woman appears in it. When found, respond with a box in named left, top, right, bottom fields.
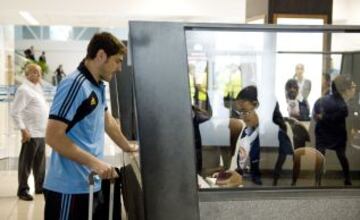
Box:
left=273, top=102, right=310, bottom=186
left=272, top=79, right=311, bottom=186
left=229, top=85, right=262, bottom=185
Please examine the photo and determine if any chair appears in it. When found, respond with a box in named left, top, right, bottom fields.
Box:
left=292, top=147, right=326, bottom=186
left=351, top=131, right=360, bottom=150
left=229, top=119, right=245, bottom=171
left=229, top=118, right=244, bottom=156
left=283, top=117, right=310, bottom=149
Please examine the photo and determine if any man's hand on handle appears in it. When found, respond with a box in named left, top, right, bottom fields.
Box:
left=124, top=142, right=139, bottom=153
left=90, top=160, right=118, bottom=179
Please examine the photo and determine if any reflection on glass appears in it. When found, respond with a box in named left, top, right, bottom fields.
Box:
left=313, top=75, right=356, bottom=186
left=186, top=29, right=360, bottom=189
left=275, top=31, right=323, bottom=119
left=285, top=78, right=310, bottom=121
left=231, top=86, right=261, bottom=185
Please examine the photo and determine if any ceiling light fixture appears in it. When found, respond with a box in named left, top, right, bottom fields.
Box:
left=19, top=11, right=39, bottom=25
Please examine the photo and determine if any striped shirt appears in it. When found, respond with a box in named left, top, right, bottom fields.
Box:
left=44, top=62, right=107, bottom=194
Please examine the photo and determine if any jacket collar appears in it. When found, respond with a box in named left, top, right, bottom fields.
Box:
left=77, top=61, right=102, bottom=87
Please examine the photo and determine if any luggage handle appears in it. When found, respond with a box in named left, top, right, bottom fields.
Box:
left=88, top=167, right=121, bottom=220
left=88, top=168, right=121, bottom=185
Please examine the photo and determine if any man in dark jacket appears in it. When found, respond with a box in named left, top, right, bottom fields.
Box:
left=285, top=79, right=310, bottom=121
left=272, top=104, right=310, bottom=186
left=192, top=94, right=212, bottom=174
left=313, top=75, right=356, bottom=185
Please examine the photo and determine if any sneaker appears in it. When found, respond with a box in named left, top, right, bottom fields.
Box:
left=18, top=193, right=33, bottom=201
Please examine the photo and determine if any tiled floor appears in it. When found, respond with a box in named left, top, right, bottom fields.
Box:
left=0, top=170, right=131, bottom=220
left=0, top=152, right=124, bottom=220
left=0, top=149, right=124, bottom=220
left=0, top=171, right=44, bottom=220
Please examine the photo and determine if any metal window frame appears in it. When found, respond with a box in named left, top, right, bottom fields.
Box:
left=129, top=22, right=360, bottom=220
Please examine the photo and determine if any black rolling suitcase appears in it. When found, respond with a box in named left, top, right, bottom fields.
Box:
left=88, top=168, right=123, bottom=220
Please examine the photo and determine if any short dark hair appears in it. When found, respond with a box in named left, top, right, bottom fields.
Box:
left=285, top=79, right=299, bottom=91
left=236, top=85, right=258, bottom=103
left=332, top=75, right=353, bottom=96
left=86, top=32, right=127, bottom=59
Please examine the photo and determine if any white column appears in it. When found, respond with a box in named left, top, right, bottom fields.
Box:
left=0, top=25, right=15, bottom=159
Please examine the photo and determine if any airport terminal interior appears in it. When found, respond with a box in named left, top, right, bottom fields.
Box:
left=1, top=0, right=360, bottom=219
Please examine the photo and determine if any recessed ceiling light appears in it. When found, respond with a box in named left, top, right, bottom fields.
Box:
left=19, top=11, right=39, bottom=25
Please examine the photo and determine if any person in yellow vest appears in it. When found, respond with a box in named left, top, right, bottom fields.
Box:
left=223, top=68, right=242, bottom=108
left=189, top=63, right=209, bottom=109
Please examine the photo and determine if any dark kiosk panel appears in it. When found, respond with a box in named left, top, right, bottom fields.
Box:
left=129, top=21, right=200, bottom=220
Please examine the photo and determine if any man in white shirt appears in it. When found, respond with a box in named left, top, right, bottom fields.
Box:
left=293, top=63, right=311, bottom=102
left=11, top=63, right=48, bottom=201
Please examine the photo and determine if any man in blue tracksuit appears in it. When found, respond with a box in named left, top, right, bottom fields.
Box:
left=43, top=32, right=137, bottom=219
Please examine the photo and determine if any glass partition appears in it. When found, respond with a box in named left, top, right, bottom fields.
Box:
left=186, top=27, right=360, bottom=189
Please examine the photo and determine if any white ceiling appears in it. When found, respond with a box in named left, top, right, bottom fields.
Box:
left=0, top=0, right=246, bottom=27
left=1, top=0, right=360, bottom=27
